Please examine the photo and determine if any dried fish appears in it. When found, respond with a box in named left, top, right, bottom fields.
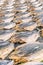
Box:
left=4, top=22, right=15, bottom=29
left=15, top=43, right=43, bottom=57
left=9, top=43, right=43, bottom=63
left=0, top=30, right=15, bottom=41
left=13, top=30, right=39, bottom=43
left=0, top=60, right=14, bottom=65
left=0, top=43, right=14, bottom=59
left=15, top=17, right=32, bottom=24
left=26, top=50, right=43, bottom=62
left=15, top=6, right=27, bottom=13
left=17, top=22, right=37, bottom=31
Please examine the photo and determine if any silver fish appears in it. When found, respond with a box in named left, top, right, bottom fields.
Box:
left=0, top=30, right=16, bottom=41
left=17, top=21, right=37, bottom=31
left=14, top=30, right=39, bottom=43
left=0, top=43, right=14, bottom=59
left=0, top=60, right=14, bottom=65
left=15, top=43, right=43, bottom=57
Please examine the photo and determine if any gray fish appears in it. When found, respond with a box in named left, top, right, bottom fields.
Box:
left=0, top=60, right=14, bottom=65
left=18, top=21, right=37, bottom=30
left=0, top=22, right=15, bottom=29
left=0, top=30, right=16, bottom=41
left=15, top=43, right=43, bottom=57
left=15, top=30, right=39, bottom=42
left=0, top=43, right=14, bottom=59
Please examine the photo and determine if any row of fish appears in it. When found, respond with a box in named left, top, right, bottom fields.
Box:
left=0, top=0, right=15, bottom=65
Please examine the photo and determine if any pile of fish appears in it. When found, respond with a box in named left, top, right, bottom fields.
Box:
left=9, top=0, right=43, bottom=43
left=0, top=0, right=43, bottom=65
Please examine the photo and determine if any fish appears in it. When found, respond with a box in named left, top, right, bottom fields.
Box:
left=15, top=43, right=43, bottom=57
left=21, top=17, right=32, bottom=23
left=18, top=22, right=37, bottom=31
left=3, top=17, right=14, bottom=23
left=4, top=22, right=15, bottom=29
left=20, top=12, right=31, bottom=18
left=0, top=30, right=5, bottom=35
left=0, top=30, right=15, bottom=41
left=0, top=60, right=14, bottom=65
left=5, top=13, right=14, bottom=17
left=35, top=6, right=43, bottom=10
left=26, top=50, right=43, bottom=62
left=16, top=6, right=27, bottom=13
left=0, top=43, right=14, bottom=59
left=11, top=30, right=39, bottom=43
left=23, top=23, right=37, bottom=31
left=15, top=16, right=32, bottom=24
left=9, top=43, right=43, bottom=62
left=33, top=3, right=42, bottom=7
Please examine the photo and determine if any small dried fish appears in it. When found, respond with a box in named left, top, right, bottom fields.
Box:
left=15, top=30, right=39, bottom=43
left=0, top=60, right=14, bottom=65
left=21, top=17, right=32, bottom=23
left=3, top=17, right=14, bottom=23
left=0, top=43, right=14, bottom=59
left=26, top=49, right=43, bottom=62
left=15, top=17, right=32, bottom=24
left=15, top=43, right=43, bottom=57
left=9, top=43, right=43, bottom=63
left=0, top=30, right=15, bottom=41
left=17, top=22, right=37, bottom=31
left=4, top=22, right=15, bottom=29
left=15, top=6, right=27, bottom=13
left=35, top=6, right=43, bottom=10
